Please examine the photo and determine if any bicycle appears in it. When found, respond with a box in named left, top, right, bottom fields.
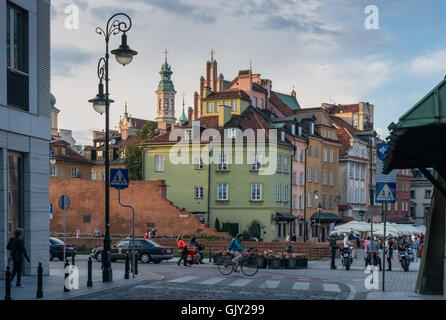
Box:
left=217, top=248, right=259, bottom=276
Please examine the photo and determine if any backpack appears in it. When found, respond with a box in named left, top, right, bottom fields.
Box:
left=228, top=239, right=235, bottom=251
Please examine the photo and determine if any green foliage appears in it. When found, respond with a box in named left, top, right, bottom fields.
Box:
left=248, top=221, right=261, bottom=239
left=241, top=231, right=251, bottom=241
left=122, top=122, right=158, bottom=180
left=214, top=218, right=221, bottom=232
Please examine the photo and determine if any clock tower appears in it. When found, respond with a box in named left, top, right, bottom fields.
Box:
left=155, top=50, right=177, bottom=130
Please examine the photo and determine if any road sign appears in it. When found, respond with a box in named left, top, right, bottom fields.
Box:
left=377, top=142, right=388, bottom=161
left=58, top=195, right=70, bottom=209
left=376, top=182, right=396, bottom=202
left=110, top=168, right=129, bottom=190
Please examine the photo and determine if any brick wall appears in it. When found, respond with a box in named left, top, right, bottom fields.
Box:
left=50, top=178, right=226, bottom=237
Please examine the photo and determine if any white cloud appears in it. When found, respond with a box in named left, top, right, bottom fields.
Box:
left=409, top=50, right=446, bottom=76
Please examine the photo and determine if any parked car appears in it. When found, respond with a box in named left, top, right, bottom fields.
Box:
left=91, top=238, right=174, bottom=264
left=49, top=237, right=77, bottom=261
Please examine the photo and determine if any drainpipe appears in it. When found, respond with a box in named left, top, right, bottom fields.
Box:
left=291, top=143, right=296, bottom=236
left=207, top=149, right=211, bottom=227
left=304, top=136, right=309, bottom=242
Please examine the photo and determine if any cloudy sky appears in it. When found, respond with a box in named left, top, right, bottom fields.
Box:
left=51, top=0, right=446, bottom=145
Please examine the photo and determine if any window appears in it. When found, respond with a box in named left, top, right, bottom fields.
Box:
left=101, top=171, right=105, bottom=181
left=329, top=171, right=334, bottom=186
left=299, top=171, right=304, bottom=185
left=315, top=146, right=319, bottom=158
left=291, top=124, right=296, bottom=135
left=281, top=131, right=286, bottom=142
left=349, top=163, right=353, bottom=179
left=259, top=98, right=263, bottom=108
left=251, top=184, right=262, bottom=201
left=217, top=184, right=228, bottom=200
left=276, top=185, right=281, bottom=202
left=298, top=126, right=302, bottom=136
left=308, top=145, right=312, bottom=156
left=50, top=166, right=57, bottom=177
left=251, top=154, right=261, bottom=171
left=292, top=171, right=297, bottom=185
left=323, top=149, right=328, bottom=162
left=329, top=151, right=334, bottom=163
left=327, top=131, right=331, bottom=139
left=71, top=167, right=79, bottom=178
left=329, top=195, right=334, bottom=210
left=91, top=171, right=96, bottom=180
left=227, top=128, right=237, bottom=139
left=277, top=155, right=282, bottom=173
left=214, top=101, right=219, bottom=113
left=314, top=168, right=319, bottom=183
left=307, top=168, right=312, bottom=182
left=292, top=196, right=297, bottom=210
left=425, top=190, right=431, bottom=199
left=300, top=150, right=304, bottom=162
left=7, top=2, right=29, bottom=110
left=185, top=129, right=192, bottom=140
left=395, top=201, right=398, bottom=211
left=83, top=215, right=91, bottom=223
left=300, top=195, right=304, bottom=209
left=155, top=155, right=165, bottom=172
left=194, top=158, right=203, bottom=170
left=411, top=190, right=415, bottom=199
left=195, top=187, right=204, bottom=199
left=231, top=100, right=237, bottom=111
left=283, top=157, right=289, bottom=173
left=278, top=222, right=287, bottom=237
left=322, top=194, right=327, bottom=209
left=218, top=154, right=228, bottom=171
left=207, top=102, right=212, bottom=113
left=323, top=170, right=328, bottom=185
left=283, top=185, right=289, bottom=202
left=254, top=97, right=257, bottom=107
left=387, top=202, right=391, bottom=211
left=361, top=165, right=365, bottom=180
left=310, top=122, right=315, bottom=135
left=307, top=192, right=312, bottom=208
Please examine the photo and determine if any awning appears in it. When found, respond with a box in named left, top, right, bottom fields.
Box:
left=310, top=212, right=343, bottom=222
left=273, top=212, right=297, bottom=221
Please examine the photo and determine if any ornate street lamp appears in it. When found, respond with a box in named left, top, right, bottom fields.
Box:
left=88, top=13, right=137, bottom=282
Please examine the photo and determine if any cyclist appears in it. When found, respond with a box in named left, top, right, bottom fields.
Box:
left=229, top=234, right=244, bottom=272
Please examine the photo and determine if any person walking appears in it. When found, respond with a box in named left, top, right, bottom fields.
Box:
left=177, top=235, right=189, bottom=267
left=385, top=235, right=394, bottom=271
left=411, top=238, right=419, bottom=262
left=329, top=234, right=338, bottom=270
left=144, top=230, right=149, bottom=240
left=7, top=228, right=30, bottom=287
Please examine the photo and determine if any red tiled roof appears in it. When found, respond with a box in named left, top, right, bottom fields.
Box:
left=325, top=103, right=360, bottom=114
left=126, top=117, right=158, bottom=130
left=55, top=146, right=93, bottom=164
left=202, top=90, right=251, bottom=102
left=252, top=83, right=267, bottom=94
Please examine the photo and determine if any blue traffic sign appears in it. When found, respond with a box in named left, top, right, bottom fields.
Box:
left=110, top=168, right=129, bottom=190
left=377, top=142, right=388, bottom=161
left=375, top=182, right=396, bottom=203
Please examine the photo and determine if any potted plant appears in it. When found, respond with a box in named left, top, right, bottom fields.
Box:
left=255, top=251, right=266, bottom=269
left=269, top=252, right=283, bottom=269
left=284, top=252, right=297, bottom=269
left=264, top=250, right=275, bottom=268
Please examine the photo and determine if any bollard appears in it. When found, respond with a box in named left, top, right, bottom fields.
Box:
left=36, top=263, right=43, bottom=298
left=124, top=252, right=130, bottom=279
left=87, top=257, right=93, bottom=287
left=209, top=248, right=212, bottom=263
left=134, top=253, right=138, bottom=275
left=72, top=254, right=75, bottom=266
left=64, top=259, right=70, bottom=292
left=4, top=267, right=11, bottom=300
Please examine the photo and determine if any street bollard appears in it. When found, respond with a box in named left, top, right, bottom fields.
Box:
left=124, top=252, right=130, bottom=279
left=209, top=248, right=212, bottom=263
left=4, top=267, right=11, bottom=300
left=64, top=259, right=70, bottom=292
left=72, top=254, right=75, bottom=266
left=36, top=263, right=43, bottom=298
left=134, top=253, right=138, bottom=275
left=87, top=258, right=93, bottom=287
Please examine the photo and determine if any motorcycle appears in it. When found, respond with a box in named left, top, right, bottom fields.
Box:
left=399, top=246, right=412, bottom=272
left=365, top=250, right=382, bottom=271
left=185, top=245, right=200, bottom=265
left=341, top=247, right=353, bottom=270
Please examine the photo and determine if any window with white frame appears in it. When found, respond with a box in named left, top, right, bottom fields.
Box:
left=323, top=149, right=328, bottom=162
left=251, top=154, right=261, bottom=171
left=227, top=128, right=237, bottom=139
left=283, top=185, right=289, bottom=202
left=101, top=171, right=105, bottom=181
left=292, top=124, right=296, bottom=135
left=253, top=97, right=257, bottom=107
left=155, top=155, right=165, bottom=172
left=218, top=154, right=228, bottom=171
left=300, top=195, right=304, bottom=209
left=298, top=126, right=302, bottom=136
left=299, top=171, right=304, bottom=185
left=329, top=150, right=334, bottom=162
left=314, top=168, right=319, bottom=183
left=91, top=171, right=96, bottom=180
left=276, top=185, right=281, bottom=202
left=310, top=122, right=315, bottom=135
left=292, top=171, right=297, bottom=185
left=50, top=166, right=57, bottom=177
left=194, top=157, right=203, bottom=170
left=307, top=168, right=312, bottom=182
left=214, top=101, right=219, bottom=113
left=277, top=155, right=282, bottom=173
left=217, top=184, right=228, bottom=200
left=251, top=184, right=262, bottom=201
left=283, top=157, right=289, bottom=173
left=307, top=192, right=312, bottom=208
left=231, top=100, right=237, bottom=111
left=185, top=129, right=192, bottom=140
left=323, top=170, right=328, bottom=185
left=329, top=171, right=334, bottom=186
left=71, top=167, right=79, bottom=178
left=292, top=196, right=297, bottom=210
left=207, top=102, right=212, bottom=113
left=195, top=187, right=204, bottom=199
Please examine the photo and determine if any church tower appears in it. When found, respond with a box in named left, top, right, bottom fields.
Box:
left=155, top=50, right=177, bottom=130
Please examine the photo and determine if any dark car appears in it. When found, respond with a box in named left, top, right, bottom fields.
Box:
left=49, top=237, right=77, bottom=261
left=91, top=238, right=173, bottom=264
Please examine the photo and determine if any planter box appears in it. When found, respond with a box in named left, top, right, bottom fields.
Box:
left=285, top=259, right=297, bottom=269
left=296, top=257, right=308, bottom=269
left=256, top=257, right=267, bottom=269
left=268, top=258, right=283, bottom=269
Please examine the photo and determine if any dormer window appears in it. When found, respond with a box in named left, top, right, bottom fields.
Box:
left=298, top=125, right=302, bottom=136
left=281, top=131, right=285, bottom=142
left=291, top=124, right=296, bottom=136
left=310, top=122, right=315, bottom=135
left=227, top=128, right=237, bottom=139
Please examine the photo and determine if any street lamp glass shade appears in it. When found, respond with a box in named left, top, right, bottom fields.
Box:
left=49, top=157, right=56, bottom=165
left=88, top=83, right=114, bottom=114
left=111, top=33, right=137, bottom=66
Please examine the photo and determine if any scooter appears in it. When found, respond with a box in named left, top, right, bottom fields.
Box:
left=341, top=247, right=353, bottom=270
left=399, top=246, right=411, bottom=272
left=365, top=250, right=382, bottom=271
left=185, top=245, right=200, bottom=265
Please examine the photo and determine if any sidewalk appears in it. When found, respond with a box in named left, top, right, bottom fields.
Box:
left=0, top=256, right=162, bottom=300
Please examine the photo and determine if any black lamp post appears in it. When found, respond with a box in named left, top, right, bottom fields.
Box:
left=88, top=13, right=137, bottom=282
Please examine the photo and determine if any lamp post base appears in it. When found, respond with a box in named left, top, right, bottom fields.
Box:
left=102, top=268, right=113, bottom=282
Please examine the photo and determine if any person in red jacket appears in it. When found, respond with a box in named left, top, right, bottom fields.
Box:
left=177, top=235, right=190, bottom=267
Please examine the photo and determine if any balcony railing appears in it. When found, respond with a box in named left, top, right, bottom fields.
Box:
left=7, top=67, right=29, bottom=111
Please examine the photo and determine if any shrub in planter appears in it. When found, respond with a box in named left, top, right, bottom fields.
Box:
left=255, top=251, right=267, bottom=269
left=268, top=252, right=284, bottom=269
left=284, top=253, right=297, bottom=269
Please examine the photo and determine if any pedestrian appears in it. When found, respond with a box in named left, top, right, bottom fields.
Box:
left=7, top=228, right=31, bottom=287
left=177, top=235, right=189, bottom=267
left=285, top=233, right=290, bottom=242
left=290, top=234, right=297, bottom=242
left=411, top=238, right=419, bottom=262
left=385, top=235, right=394, bottom=271
left=150, top=229, right=157, bottom=239
left=356, top=235, right=361, bottom=249
left=93, top=228, right=100, bottom=238
left=329, top=234, right=338, bottom=270
left=144, top=230, right=149, bottom=239
left=190, top=236, right=205, bottom=264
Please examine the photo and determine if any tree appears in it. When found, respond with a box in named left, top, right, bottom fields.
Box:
left=122, top=122, right=158, bottom=180
left=214, top=218, right=221, bottom=232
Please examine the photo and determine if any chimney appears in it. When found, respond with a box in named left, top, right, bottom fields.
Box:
left=194, top=91, right=199, bottom=120
left=188, top=107, right=193, bottom=123
left=211, top=60, right=217, bottom=92
left=200, top=76, right=205, bottom=98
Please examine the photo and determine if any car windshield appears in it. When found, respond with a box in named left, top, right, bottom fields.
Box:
left=50, top=238, right=64, bottom=245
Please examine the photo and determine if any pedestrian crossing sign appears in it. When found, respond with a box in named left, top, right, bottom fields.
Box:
left=375, top=182, right=396, bottom=203
left=110, top=168, right=129, bottom=190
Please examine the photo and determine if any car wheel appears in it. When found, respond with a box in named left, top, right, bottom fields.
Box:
left=140, top=253, right=150, bottom=263
left=95, top=251, right=103, bottom=263
left=50, top=253, right=54, bottom=261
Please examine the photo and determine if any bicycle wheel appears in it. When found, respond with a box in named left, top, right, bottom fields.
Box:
left=218, top=256, right=234, bottom=275
left=241, top=256, right=258, bottom=276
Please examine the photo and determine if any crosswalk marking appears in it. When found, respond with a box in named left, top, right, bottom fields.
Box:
left=260, top=280, right=280, bottom=289
left=198, top=278, right=226, bottom=285
left=168, top=276, right=198, bottom=283
left=323, top=283, right=341, bottom=292
left=291, top=282, right=310, bottom=291
left=229, top=279, right=253, bottom=287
